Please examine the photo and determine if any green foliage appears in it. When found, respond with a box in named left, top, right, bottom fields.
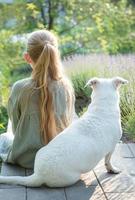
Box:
left=58, top=0, right=135, bottom=55
left=0, top=0, right=134, bottom=84
left=0, top=29, right=26, bottom=104
left=120, top=74, right=135, bottom=140
left=71, top=72, right=92, bottom=114
left=124, top=113, right=135, bottom=141
left=0, top=0, right=135, bottom=57
left=0, top=105, right=8, bottom=134
left=90, top=0, right=135, bottom=54
left=79, top=107, right=87, bottom=117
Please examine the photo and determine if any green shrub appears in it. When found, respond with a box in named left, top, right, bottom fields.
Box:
left=0, top=106, right=8, bottom=134
left=124, top=113, right=135, bottom=142
left=71, top=72, right=92, bottom=114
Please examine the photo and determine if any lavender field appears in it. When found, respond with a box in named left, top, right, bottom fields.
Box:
left=64, top=54, right=135, bottom=76
left=63, top=54, right=135, bottom=142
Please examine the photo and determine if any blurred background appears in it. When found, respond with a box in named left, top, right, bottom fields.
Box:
left=0, top=0, right=135, bottom=142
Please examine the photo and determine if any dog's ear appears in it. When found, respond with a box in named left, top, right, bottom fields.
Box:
left=84, top=77, right=99, bottom=88
left=112, top=77, right=128, bottom=88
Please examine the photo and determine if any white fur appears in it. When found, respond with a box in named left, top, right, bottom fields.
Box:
left=0, top=77, right=128, bottom=187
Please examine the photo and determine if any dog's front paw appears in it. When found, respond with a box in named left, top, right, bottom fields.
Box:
left=107, top=167, right=121, bottom=174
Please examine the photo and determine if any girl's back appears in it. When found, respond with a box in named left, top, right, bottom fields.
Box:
left=3, top=76, right=74, bottom=168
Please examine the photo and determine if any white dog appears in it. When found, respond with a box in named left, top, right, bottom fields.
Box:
left=0, top=77, right=128, bottom=187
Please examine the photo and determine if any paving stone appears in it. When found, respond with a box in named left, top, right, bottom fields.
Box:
left=0, top=143, right=135, bottom=200
left=1, top=163, right=25, bottom=176
left=128, top=143, right=135, bottom=157
left=0, top=163, right=26, bottom=189
left=106, top=192, right=135, bottom=200
left=81, top=171, right=98, bottom=186
left=93, top=143, right=135, bottom=174
left=112, top=157, right=135, bottom=174
left=90, top=143, right=135, bottom=194
left=101, top=172, right=135, bottom=193
left=27, top=187, right=66, bottom=200
left=110, top=144, right=135, bottom=174
left=0, top=188, right=26, bottom=200
left=113, top=143, right=134, bottom=158
left=65, top=181, right=106, bottom=200
left=94, top=159, right=135, bottom=193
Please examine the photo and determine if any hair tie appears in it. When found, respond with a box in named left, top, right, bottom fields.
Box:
left=44, top=41, right=52, bottom=46
left=43, top=41, right=57, bottom=48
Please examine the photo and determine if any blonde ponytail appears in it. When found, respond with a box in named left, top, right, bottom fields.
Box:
left=26, top=30, right=74, bottom=144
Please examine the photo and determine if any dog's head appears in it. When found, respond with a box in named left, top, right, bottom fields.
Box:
left=85, top=77, right=128, bottom=101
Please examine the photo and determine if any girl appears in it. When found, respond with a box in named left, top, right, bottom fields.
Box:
left=0, top=30, right=76, bottom=169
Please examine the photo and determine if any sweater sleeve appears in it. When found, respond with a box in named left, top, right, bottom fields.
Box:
left=7, top=82, right=21, bottom=135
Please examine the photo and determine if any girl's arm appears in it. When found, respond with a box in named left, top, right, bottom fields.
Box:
left=7, top=82, right=21, bottom=135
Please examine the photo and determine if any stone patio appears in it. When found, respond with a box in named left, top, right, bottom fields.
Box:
left=0, top=143, right=135, bottom=200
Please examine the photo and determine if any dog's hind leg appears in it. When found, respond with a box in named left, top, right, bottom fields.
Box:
left=105, top=152, right=121, bottom=174
left=0, top=174, right=43, bottom=187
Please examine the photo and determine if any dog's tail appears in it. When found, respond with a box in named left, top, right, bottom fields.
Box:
left=0, top=174, right=43, bottom=187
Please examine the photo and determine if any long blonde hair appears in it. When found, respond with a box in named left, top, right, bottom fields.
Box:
left=26, top=30, right=74, bottom=144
